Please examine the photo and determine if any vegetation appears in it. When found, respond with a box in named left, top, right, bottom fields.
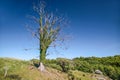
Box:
left=27, top=1, right=67, bottom=64
left=0, top=55, right=119, bottom=80
left=72, top=55, right=120, bottom=80
left=45, top=55, right=120, bottom=80
left=0, top=58, right=68, bottom=80
left=67, top=70, right=110, bottom=80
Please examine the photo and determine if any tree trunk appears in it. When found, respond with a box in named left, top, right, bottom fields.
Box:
left=38, top=48, right=46, bottom=72
left=40, top=48, right=46, bottom=63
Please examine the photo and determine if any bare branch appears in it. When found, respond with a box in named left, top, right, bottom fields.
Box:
left=26, top=1, right=69, bottom=63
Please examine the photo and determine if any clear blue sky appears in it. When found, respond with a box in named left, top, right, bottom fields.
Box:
left=0, top=0, right=120, bottom=60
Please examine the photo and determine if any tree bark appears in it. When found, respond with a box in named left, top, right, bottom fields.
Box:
left=40, top=48, right=46, bottom=63
left=38, top=48, right=47, bottom=71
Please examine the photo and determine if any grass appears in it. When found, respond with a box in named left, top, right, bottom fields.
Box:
left=68, top=70, right=110, bottom=80
left=0, top=57, right=110, bottom=80
left=0, top=58, right=68, bottom=80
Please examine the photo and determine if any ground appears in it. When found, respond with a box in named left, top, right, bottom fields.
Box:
left=0, top=58, right=111, bottom=80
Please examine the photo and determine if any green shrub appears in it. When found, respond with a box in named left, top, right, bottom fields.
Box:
left=56, top=58, right=72, bottom=72
left=73, top=60, right=92, bottom=73
left=46, top=63, right=62, bottom=71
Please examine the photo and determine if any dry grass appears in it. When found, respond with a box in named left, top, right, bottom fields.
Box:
left=0, top=58, right=110, bottom=80
left=0, top=58, right=68, bottom=80
left=68, top=70, right=111, bottom=80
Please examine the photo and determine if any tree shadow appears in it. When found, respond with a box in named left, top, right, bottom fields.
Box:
left=33, top=63, right=39, bottom=68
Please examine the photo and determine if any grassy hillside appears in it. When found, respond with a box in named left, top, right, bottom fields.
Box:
left=0, top=58, right=68, bottom=80
left=0, top=57, right=111, bottom=80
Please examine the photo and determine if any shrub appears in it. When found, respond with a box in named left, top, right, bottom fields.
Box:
left=56, top=58, right=72, bottom=72
left=46, top=64, right=62, bottom=71
left=73, top=60, right=92, bottom=73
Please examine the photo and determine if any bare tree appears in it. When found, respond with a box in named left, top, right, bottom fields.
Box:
left=27, top=1, right=68, bottom=71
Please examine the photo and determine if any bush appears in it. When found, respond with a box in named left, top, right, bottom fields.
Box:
left=46, top=64, right=62, bottom=71
left=73, top=60, right=92, bottom=73
left=56, top=58, right=72, bottom=72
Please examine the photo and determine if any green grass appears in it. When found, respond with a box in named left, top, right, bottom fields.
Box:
left=0, top=57, right=110, bottom=80
left=0, top=58, right=68, bottom=80
left=68, top=70, right=110, bottom=80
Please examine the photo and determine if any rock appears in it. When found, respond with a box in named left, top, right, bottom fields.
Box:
left=38, top=62, right=45, bottom=72
left=97, top=77, right=106, bottom=80
left=95, top=70, right=103, bottom=75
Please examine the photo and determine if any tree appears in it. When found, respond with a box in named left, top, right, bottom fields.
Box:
left=27, top=1, right=67, bottom=71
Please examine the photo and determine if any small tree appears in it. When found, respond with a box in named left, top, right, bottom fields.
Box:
left=27, top=1, right=68, bottom=71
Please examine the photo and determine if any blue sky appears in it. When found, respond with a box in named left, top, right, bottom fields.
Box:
left=0, top=0, right=120, bottom=60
